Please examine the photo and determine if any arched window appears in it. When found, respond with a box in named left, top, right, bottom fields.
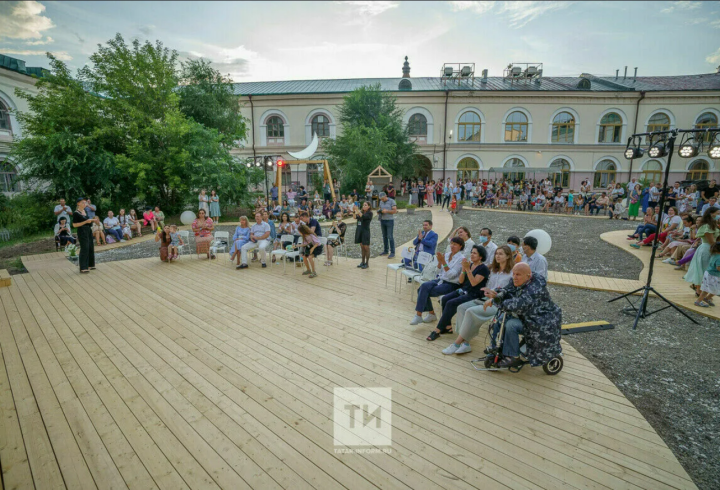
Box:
left=687, top=160, right=710, bottom=181
left=0, top=101, right=10, bottom=131
left=0, top=161, right=19, bottom=193
left=503, top=158, right=525, bottom=181
left=647, top=112, right=670, bottom=133
left=408, top=113, right=428, bottom=144
left=311, top=114, right=330, bottom=138
left=456, top=157, right=479, bottom=181
left=641, top=160, right=663, bottom=183
left=458, top=112, right=481, bottom=142
left=549, top=159, right=571, bottom=188
left=598, top=113, right=622, bottom=143
left=551, top=112, right=575, bottom=143
left=504, top=112, right=528, bottom=142
left=695, top=112, right=719, bottom=143
left=593, top=160, right=617, bottom=188
left=266, top=116, right=285, bottom=145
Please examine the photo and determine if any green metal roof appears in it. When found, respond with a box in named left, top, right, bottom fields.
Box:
left=232, top=73, right=720, bottom=96
left=0, top=54, right=47, bottom=78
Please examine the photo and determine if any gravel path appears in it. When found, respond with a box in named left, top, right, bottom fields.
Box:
left=447, top=210, right=643, bottom=279
left=96, top=211, right=433, bottom=263
left=550, top=285, right=720, bottom=489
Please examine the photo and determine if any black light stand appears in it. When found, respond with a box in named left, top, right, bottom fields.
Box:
left=609, top=129, right=698, bottom=329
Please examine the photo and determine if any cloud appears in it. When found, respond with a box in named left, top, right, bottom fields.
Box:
left=448, top=1, right=496, bottom=15
left=25, top=36, right=54, bottom=45
left=661, top=1, right=702, bottom=14
left=0, top=1, right=54, bottom=41
left=280, top=42, right=400, bottom=54
left=138, top=24, right=155, bottom=36
left=448, top=1, right=573, bottom=27
left=0, top=48, right=71, bottom=61
left=711, top=19, right=720, bottom=28
left=497, top=1, right=574, bottom=28
left=706, top=47, right=720, bottom=64
left=181, top=44, right=282, bottom=80
left=339, top=1, right=399, bottom=16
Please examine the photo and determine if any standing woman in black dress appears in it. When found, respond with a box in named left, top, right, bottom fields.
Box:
left=72, top=197, right=99, bottom=273
left=353, top=201, right=373, bottom=269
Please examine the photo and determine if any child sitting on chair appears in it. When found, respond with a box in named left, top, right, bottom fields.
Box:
left=168, top=224, right=183, bottom=260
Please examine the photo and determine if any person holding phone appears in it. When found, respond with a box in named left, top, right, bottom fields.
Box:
left=353, top=202, right=373, bottom=269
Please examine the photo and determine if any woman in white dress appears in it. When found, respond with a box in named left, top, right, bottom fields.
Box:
left=198, top=189, right=210, bottom=215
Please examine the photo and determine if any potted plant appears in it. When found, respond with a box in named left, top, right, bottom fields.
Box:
left=406, top=204, right=417, bottom=215
left=65, top=243, right=79, bottom=263
left=457, top=200, right=466, bottom=211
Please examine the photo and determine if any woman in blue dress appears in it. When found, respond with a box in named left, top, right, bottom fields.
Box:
left=230, top=216, right=251, bottom=267
left=209, top=190, right=221, bottom=223
left=640, top=186, right=650, bottom=213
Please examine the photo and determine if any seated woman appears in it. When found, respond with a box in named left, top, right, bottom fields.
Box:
left=631, top=206, right=681, bottom=248
left=627, top=207, right=659, bottom=240
left=322, top=200, right=333, bottom=220
left=91, top=219, right=106, bottom=245
left=442, top=245, right=514, bottom=355
left=230, top=216, right=251, bottom=267
left=117, top=209, right=133, bottom=240
left=154, top=225, right=172, bottom=262
left=54, top=217, right=76, bottom=247
left=409, top=237, right=465, bottom=326
left=325, top=213, right=347, bottom=266
left=272, top=201, right=282, bottom=218
left=448, top=226, right=474, bottom=258
left=154, top=206, right=165, bottom=229
left=191, top=209, right=215, bottom=259
left=280, top=199, right=291, bottom=215
left=142, top=207, right=157, bottom=232
left=426, top=245, right=489, bottom=341
left=128, top=209, right=143, bottom=237
left=274, top=212, right=293, bottom=250
left=661, top=215, right=695, bottom=263
left=485, top=190, right=495, bottom=208
left=506, top=236, right=523, bottom=263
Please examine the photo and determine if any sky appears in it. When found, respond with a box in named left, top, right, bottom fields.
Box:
left=1, top=1, right=719, bottom=83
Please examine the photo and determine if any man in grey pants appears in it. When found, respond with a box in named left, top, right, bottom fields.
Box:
left=378, top=192, right=398, bottom=258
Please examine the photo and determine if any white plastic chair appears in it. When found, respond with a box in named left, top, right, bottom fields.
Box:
left=271, top=234, right=294, bottom=266
left=210, top=231, right=229, bottom=262
left=319, top=237, right=330, bottom=270
left=177, top=230, right=191, bottom=258
left=386, top=246, right=410, bottom=291
left=412, top=256, right=440, bottom=300
left=284, top=240, right=302, bottom=275
left=399, top=251, right=432, bottom=295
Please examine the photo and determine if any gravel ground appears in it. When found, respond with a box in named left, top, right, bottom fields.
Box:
left=95, top=211, right=433, bottom=263
left=550, top=285, right=719, bottom=490
left=446, top=209, right=643, bottom=279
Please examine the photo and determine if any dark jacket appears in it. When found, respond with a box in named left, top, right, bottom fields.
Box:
left=494, top=275, right=562, bottom=366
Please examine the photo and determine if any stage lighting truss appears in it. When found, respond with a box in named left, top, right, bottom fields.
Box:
left=708, top=132, right=720, bottom=159
left=648, top=139, right=667, bottom=158
left=677, top=133, right=700, bottom=158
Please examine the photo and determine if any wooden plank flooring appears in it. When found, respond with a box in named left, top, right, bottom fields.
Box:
left=0, top=246, right=697, bottom=489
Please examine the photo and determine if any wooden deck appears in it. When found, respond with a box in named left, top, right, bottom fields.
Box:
left=0, top=245, right=697, bottom=488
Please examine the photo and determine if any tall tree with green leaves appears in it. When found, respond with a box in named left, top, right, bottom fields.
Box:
left=11, top=34, right=255, bottom=214
left=323, top=84, right=418, bottom=193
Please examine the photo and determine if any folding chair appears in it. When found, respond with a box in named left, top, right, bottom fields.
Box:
left=319, top=237, right=330, bottom=270
left=271, top=234, right=294, bottom=267
left=386, top=246, right=411, bottom=291
left=177, top=230, right=191, bottom=258
left=210, top=231, right=230, bottom=263
left=412, top=257, right=440, bottom=300
left=284, top=242, right=302, bottom=275
left=399, top=251, right=432, bottom=295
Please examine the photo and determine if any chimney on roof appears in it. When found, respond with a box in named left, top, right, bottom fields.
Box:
left=634, top=67, right=638, bottom=80
left=481, top=69, right=488, bottom=83
left=402, top=56, right=411, bottom=78
left=624, top=66, right=627, bottom=79
left=615, top=69, right=619, bottom=80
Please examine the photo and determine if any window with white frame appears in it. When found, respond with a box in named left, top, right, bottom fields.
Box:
left=593, top=160, right=617, bottom=188
left=549, top=158, right=571, bottom=188
left=695, top=112, right=718, bottom=143
left=457, top=111, right=481, bottom=142
left=266, top=116, right=285, bottom=145
left=503, top=158, right=525, bottom=181
left=0, top=161, right=20, bottom=193
left=311, top=114, right=330, bottom=138
left=408, top=113, right=427, bottom=144
left=504, top=112, right=528, bottom=142
left=551, top=112, right=575, bottom=144
left=0, top=101, right=10, bottom=131
left=687, top=160, right=709, bottom=181
left=598, top=113, right=622, bottom=143
left=641, top=160, right=663, bottom=183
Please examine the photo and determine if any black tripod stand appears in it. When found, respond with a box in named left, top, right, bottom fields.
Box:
left=609, top=129, right=698, bottom=329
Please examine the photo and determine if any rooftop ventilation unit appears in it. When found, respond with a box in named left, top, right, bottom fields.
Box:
left=504, top=62, right=543, bottom=84
left=440, top=63, right=476, bottom=86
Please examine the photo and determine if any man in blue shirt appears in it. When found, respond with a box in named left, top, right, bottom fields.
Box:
left=270, top=184, right=278, bottom=203
left=404, top=220, right=438, bottom=271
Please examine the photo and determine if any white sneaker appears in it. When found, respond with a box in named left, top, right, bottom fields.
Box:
left=120, top=239, right=126, bottom=242
left=409, top=315, right=423, bottom=325
left=455, top=343, right=472, bottom=354
left=442, top=343, right=460, bottom=355
left=423, top=314, right=437, bottom=323
left=662, top=258, right=672, bottom=264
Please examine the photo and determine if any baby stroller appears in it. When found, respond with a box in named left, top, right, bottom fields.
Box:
left=470, top=309, right=564, bottom=375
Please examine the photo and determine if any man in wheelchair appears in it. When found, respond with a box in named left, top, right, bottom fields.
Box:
left=482, top=262, right=562, bottom=369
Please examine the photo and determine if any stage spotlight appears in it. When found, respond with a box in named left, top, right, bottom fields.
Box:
left=624, top=147, right=644, bottom=159
left=709, top=143, right=720, bottom=159
left=265, top=156, right=274, bottom=167
left=245, top=162, right=252, bottom=168
left=648, top=142, right=667, bottom=158
left=678, top=141, right=699, bottom=158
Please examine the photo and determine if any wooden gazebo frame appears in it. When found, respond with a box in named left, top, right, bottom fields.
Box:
left=276, top=159, right=336, bottom=202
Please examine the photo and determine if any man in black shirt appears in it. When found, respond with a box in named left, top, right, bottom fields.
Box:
left=700, top=179, right=718, bottom=214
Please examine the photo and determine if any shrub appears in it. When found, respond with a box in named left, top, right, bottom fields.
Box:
left=0, top=191, right=58, bottom=236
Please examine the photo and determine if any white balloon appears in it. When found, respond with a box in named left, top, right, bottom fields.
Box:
left=525, top=229, right=552, bottom=255
left=180, top=210, right=196, bottom=225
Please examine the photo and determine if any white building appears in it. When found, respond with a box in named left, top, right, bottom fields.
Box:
left=233, top=59, right=720, bottom=190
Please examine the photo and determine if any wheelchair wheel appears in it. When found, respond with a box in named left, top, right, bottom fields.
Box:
left=543, top=356, right=563, bottom=375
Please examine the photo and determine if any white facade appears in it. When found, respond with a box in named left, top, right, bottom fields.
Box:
left=235, top=86, right=720, bottom=190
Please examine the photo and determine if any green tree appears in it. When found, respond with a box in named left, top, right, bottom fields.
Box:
left=323, top=84, right=417, bottom=193
left=11, top=34, right=255, bottom=215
